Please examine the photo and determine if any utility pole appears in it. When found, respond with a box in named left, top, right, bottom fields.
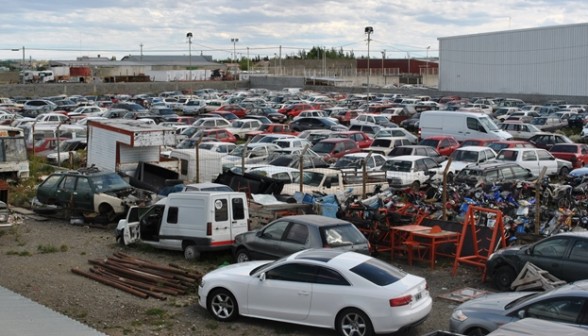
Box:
left=365, top=27, right=374, bottom=104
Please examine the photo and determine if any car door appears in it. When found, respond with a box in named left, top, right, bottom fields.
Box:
left=537, top=149, right=558, bottom=175
left=55, top=175, right=77, bottom=209
left=248, top=220, right=290, bottom=259
left=246, top=262, right=313, bottom=321
left=561, top=238, right=588, bottom=282
left=527, top=236, right=572, bottom=280
left=521, top=150, right=540, bottom=176
left=73, top=176, right=94, bottom=211
left=279, top=223, right=311, bottom=256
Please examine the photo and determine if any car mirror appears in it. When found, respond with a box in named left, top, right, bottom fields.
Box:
left=256, top=230, right=263, bottom=237
left=259, top=272, right=266, bottom=282
left=517, top=310, right=526, bottom=319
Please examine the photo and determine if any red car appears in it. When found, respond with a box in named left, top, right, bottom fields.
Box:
left=215, top=105, right=247, bottom=118
left=418, top=135, right=460, bottom=156
left=488, top=140, right=535, bottom=153
left=333, top=110, right=360, bottom=126
left=549, top=143, right=588, bottom=169
left=459, top=138, right=498, bottom=148
left=278, top=103, right=319, bottom=118
left=329, top=131, right=373, bottom=148
left=210, top=110, right=240, bottom=121
left=194, top=128, right=237, bottom=143
left=245, top=123, right=298, bottom=139
left=30, top=137, right=69, bottom=153
left=311, top=138, right=361, bottom=162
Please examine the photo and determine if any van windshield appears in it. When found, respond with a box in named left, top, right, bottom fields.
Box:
left=479, top=117, right=499, bottom=131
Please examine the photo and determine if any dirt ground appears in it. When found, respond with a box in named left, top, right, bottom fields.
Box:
left=0, top=214, right=495, bottom=336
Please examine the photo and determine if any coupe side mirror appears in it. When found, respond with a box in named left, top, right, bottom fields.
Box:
left=259, top=273, right=266, bottom=281
left=517, top=310, right=526, bottom=319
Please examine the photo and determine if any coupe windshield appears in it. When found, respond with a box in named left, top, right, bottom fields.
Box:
left=451, top=150, right=479, bottom=162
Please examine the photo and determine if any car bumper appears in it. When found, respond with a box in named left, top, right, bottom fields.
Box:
left=371, top=295, right=432, bottom=333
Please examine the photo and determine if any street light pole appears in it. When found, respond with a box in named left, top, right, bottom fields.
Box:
left=247, top=47, right=250, bottom=72
left=365, top=26, right=374, bottom=104
left=186, top=32, right=193, bottom=82
left=231, top=38, right=239, bottom=64
left=11, top=47, right=25, bottom=84
left=381, top=50, right=385, bottom=85
left=426, top=46, right=431, bottom=72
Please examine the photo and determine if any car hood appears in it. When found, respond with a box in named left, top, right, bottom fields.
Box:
left=205, top=260, right=271, bottom=278
left=458, top=292, right=532, bottom=314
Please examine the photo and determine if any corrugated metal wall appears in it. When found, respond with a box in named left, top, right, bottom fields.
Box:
left=439, top=23, right=588, bottom=96
left=87, top=127, right=129, bottom=171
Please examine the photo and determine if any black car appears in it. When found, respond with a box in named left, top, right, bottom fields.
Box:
left=528, top=133, right=574, bottom=150
left=568, top=113, right=588, bottom=128
left=248, top=107, right=287, bottom=123
left=32, top=167, right=152, bottom=223
left=454, top=161, right=534, bottom=187
left=232, top=215, right=370, bottom=262
left=288, top=117, right=346, bottom=132
left=487, top=232, right=588, bottom=290
left=400, top=112, right=420, bottom=131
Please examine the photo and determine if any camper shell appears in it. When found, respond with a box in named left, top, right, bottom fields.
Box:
left=116, top=191, right=249, bottom=260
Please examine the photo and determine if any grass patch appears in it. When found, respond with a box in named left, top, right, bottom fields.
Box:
left=6, top=250, right=31, bottom=256
left=204, top=321, right=219, bottom=330
left=144, top=308, right=166, bottom=317
left=37, top=244, right=60, bottom=254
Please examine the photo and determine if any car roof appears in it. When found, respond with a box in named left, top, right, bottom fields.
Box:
left=282, top=214, right=352, bottom=226
left=292, top=249, right=371, bottom=266
left=456, top=146, right=493, bottom=151
left=317, top=138, right=353, bottom=143
left=462, top=161, right=521, bottom=170
left=388, top=155, right=431, bottom=161
left=423, top=135, right=456, bottom=140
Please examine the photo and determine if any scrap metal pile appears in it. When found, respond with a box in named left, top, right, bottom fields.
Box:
left=71, top=252, right=202, bottom=300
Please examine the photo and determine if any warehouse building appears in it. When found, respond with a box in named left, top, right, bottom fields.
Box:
left=438, top=23, right=588, bottom=97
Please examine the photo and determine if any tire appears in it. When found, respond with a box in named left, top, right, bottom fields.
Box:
left=466, top=327, right=489, bottom=336
left=98, top=203, right=116, bottom=224
left=560, top=166, right=570, bottom=177
left=207, top=288, right=239, bottom=322
left=235, top=248, right=251, bottom=263
left=184, top=245, right=200, bottom=261
left=335, top=308, right=374, bottom=336
left=493, top=265, right=516, bottom=291
left=411, top=181, right=420, bottom=192
left=115, top=233, right=125, bottom=246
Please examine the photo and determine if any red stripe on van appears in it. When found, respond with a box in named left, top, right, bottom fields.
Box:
left=211, top=240, right=234, bottom=247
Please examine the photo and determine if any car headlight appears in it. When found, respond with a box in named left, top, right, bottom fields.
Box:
left=199, top=280, right=205, bottom=288
left=451, top=309, right=468, bottom=322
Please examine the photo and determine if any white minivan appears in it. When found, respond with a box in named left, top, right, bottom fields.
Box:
left=116, top=191, right=249, bottom=260
left=420, top=111, right=512, bottom=142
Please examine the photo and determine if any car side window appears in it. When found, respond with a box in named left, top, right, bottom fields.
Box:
left=485, top=169, right=500, bottom=182
left=415, top=160, right=426, bottom=172
left=525, top=298, right=585, bottom=323
left=423, top=158, right=438, bottom=170
left=75, top=177, right=92, bottom=194
left=440, top=139, right=449, bottom=148
left=284, top=223, right=309, bottom=244
left=512, top=166, right=530, bottom=178
left=314, top=267, right=351, bottom=286
left=374, top=155, right=385, bottom=167
left=214, top=199, right=228, bottom=221
left=41, top=175, right=63, bottom=189
left=232, top=197, right=245, bottom=220
left=59, top=175, right=77, bottom=192
left=262, top=221, right=290, bottom=240
left=467, top=117, right=481, bottom=131
left=523, top=151, right=537, bottom=161
left=533, top=237, right=569, bottom=258
left=265, top=263, right=317, bottom=283
left=569, top=239, right=588, bottom=262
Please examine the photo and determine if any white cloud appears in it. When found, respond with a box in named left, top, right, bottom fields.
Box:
left=0, top=0, right=587, bottom=61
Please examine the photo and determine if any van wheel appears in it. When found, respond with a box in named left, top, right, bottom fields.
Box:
left=235, top=248, right=251, bottom=263
left=184, top=245, right=200, bottom=261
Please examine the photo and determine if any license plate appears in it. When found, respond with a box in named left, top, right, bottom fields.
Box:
left=415, top=292, right=422, bottom=301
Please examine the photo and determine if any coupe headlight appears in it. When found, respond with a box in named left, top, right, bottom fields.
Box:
left=451, top=309, right=468, bottom=322
left=199, top=280, right=205, bottom=288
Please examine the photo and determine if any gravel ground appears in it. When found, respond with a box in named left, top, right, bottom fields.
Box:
left=0, top=214, right=495, bottom=336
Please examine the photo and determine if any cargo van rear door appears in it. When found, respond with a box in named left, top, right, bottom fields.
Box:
left=210, top=194, right=249, bottom=247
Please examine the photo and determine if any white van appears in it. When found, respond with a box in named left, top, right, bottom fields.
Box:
left=419, top=110, right=512, bottom=142
left=168, top=148, right=225, bottom=183
left=116, top=191, right=249, bottom=260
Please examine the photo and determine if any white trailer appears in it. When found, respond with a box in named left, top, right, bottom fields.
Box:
left=86, top=120, right=177, bottom=176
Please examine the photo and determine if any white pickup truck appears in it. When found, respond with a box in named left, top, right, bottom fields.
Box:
left=281, top=168, right=387, bottom=197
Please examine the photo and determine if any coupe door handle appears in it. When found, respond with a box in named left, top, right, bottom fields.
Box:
left=298, top=291, right=310, bottom=296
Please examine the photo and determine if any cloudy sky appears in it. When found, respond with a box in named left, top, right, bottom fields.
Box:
left=0, top=0, right=586, bottom=62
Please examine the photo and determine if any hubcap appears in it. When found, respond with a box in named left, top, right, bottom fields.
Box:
left=211, top=294, right=234, bottom=318
left=237, top=253, right=249, bottom=263
left=341, top=313, right=367, bottom=336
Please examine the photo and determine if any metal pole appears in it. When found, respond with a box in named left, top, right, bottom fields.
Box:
left=56, top=122, right=63, bottom=167
left=362, top=152, right=373, bottom=199
left=299, top=144, right=309, bottom=193
left=195, top=133, right=203, bottom=183
left=247, top=47, right=250, bottom=72
left=442, top=157, right=452, bottom=221
left=534, top=167, right=547, bottom=235
left=365, top=27, right=373, bottom=104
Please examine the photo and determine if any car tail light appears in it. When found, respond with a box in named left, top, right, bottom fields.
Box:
left=389, top=295, right=412, bottom=307
left=206, top=222, right=212, bottom=236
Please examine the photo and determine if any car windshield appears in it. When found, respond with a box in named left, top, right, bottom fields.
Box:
left=374, top=116, right=388, bottom=123
left=349, top=258, right=406, bottom=286
left=420, top=139, right=439, bottom=147
left=382, top=160, right=412, bottom=172
left=389, top=147, right=413, bottom=156
left=372, top=139, right=392, bottom=147
left=532, top=118, right=546, bottom=125
left=311, top=142, right=335, bottom=154
left=451, top=150, right=479, bottom=162
left=321, top=224, right=367, bottom=247
left=333, top=157, right=363, bottom=168
left=294, top=171, right=325, bottom=186
left=89, top=173, right=130, bottom=192
left=489, top=143, right=509, bottom=152
left=497, top=150, right=518, bottom=161
left=249, top=260, right=279, bottom=276
left=479, top=116, right=499, bottom=131
left=176, top=139, right=197, bottom=149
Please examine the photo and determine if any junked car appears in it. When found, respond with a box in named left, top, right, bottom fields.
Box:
left=32, top=167, right=153, bottom=223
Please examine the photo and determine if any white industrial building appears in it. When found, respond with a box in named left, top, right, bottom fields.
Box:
left=438, top=23, right=588, bottom=96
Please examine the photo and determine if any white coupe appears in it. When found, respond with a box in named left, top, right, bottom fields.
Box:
left=198, top=249, right=432, bottom=336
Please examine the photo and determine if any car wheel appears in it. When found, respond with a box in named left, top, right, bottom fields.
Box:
left=207, top=288, right=239, bottom=322
left=466, top=327, right=489, bottom=336
left=115, top=233, right=125, bottom=246
left=235, top=248, right=251, bottom=263
left=234, top=134, right=240, bottom=141
left=336, top=308, right=374, bottom=336
left=98, top=203, right=115, bottom=224
left=411, top=181, right=420, bottom=192
left=493, top=265, right=516, bottom=291
left=560, top=166, right=569, bottom=177
left=183, top=245, right=200, bottom=261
